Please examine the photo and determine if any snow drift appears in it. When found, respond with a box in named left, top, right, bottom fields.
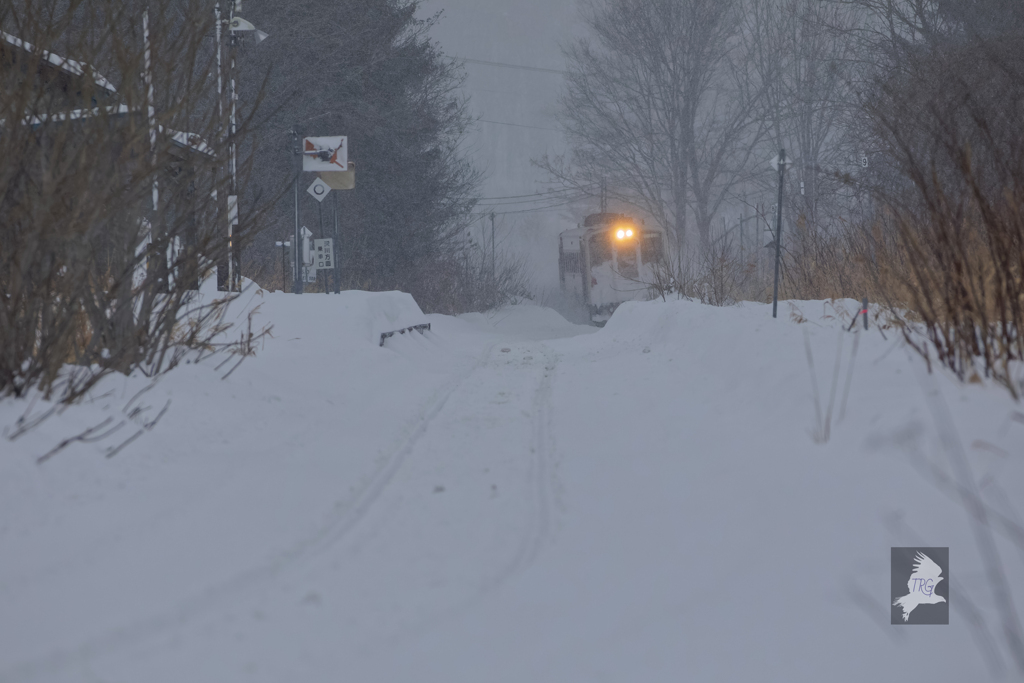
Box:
left=1, top=292, right=1021, bottom=683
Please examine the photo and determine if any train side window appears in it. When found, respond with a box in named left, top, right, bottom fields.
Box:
left=640, top=233, right=664, bottom=264
left=560, top=251, right=582, bottom=275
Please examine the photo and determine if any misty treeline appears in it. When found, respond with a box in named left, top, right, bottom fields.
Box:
left=236, top=0, right=524, bottom=313
left=0, top=0, right=270, bottom=404
left=548, top=0, right=1024, bottom=395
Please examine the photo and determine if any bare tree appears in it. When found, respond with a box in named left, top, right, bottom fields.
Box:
left=748, top=0, right=860, bottom=229
left=546, top=0, right=765, bottom=260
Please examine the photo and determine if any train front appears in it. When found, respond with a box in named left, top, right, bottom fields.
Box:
left=559, top=213, right=665, bottom=325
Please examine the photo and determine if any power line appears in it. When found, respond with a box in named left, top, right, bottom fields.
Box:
left=476, top=197, right=572, bottom=208
left=471, top=199, right=578, bottom=216
left=457, top=57, right=565, bottom=75
left=475, top=190, right=573, bottom=200
left=476, top=192, right=576, bottom=207
left=478, top=118, right=562, bottom=133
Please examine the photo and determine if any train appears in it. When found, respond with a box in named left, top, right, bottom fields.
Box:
left=558, top=212, right=668, bottom=325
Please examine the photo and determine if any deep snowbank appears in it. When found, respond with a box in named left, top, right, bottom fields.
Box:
left=536, top=297, right=1024, bottom=682
left=1, top=292, right=1021, bottom=683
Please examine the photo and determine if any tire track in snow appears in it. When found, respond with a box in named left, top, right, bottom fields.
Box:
left=336, top=341, right=561, bottom=593
left=297, top=338, right=501, bottom=561
left=2, top=337, right=496, bottom=683
left=497, top=344, right=559, bottom=581
left=372, top=344, right=563, bottom=651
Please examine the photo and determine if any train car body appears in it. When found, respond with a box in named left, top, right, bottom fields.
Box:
left=558, top=213, right=667, bottom=325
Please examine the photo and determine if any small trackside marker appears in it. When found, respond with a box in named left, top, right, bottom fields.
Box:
left=379, top=323, right=431, bottom=346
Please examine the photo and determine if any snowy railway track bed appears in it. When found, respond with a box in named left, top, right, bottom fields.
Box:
left=2, top=291, right=1022, bottom=683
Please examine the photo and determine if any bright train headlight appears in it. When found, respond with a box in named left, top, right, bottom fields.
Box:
left=625, top=229, right=634, bottom=237
left=616, top=229, right=626, bottom=239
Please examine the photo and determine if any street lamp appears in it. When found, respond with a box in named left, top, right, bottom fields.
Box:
left=216, top=1, right=268, bottom=292
left=229, top=16, right=269, bottom=43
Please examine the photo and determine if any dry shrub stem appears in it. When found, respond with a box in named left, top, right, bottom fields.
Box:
left=0, top=0, right=273, bottom=406
left=652, top=38, right=1024, bottom=402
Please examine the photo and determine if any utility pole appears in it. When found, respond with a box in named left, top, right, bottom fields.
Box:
left=228, top=9, right=239, bottom=292
left=215, top=3, right=223, bottom=126
left=142, top=7, right=160, bottom=290
left=740, top=211, right=745, bottom=265
left=214, top=3, right=227, bottom=291
left=489, top=212, right=496, bottom=288
left=214, top=1, right=266, bottom=291
left=292, top=128, right=302, bottom=294
left=772, top=149, right=787, bottom=319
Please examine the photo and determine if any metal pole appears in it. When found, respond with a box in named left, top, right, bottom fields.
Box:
left=228, top=20, right=239, bottom=291
left=276, top=241, right=289, bottom=291
left=293, top=129, right=302, bottom=294
left=318, top=200, right=325, bottom=293
left=740, top=213, right=745, bottom=265
left=333, top=191, right=340, bottom=294
left=772, top=149, right=786, bottom=319
left=490, top=212, right=496, bottom=288
left=143, top=9, right=157, bottom=215
left=142, top=8, right=160, bottom=289
left=214, top=3, right=228, bottom=292
left=214, top=5, right=223, bottom=123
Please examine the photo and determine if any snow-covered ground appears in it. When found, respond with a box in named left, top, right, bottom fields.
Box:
left=2, top=287, right=1022, bottom=682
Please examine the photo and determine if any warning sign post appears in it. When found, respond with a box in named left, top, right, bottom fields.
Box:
left=292, top=133, right=349, bottom=294
left=302, top=136, right=347, bottom=172
left=313, top=239, right=333, bottom=270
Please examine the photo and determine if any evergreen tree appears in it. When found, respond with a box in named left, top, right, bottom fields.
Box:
left=239, top=0, right=479, bottom=304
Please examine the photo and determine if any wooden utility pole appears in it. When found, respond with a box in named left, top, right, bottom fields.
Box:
left=292, top=128, right=302, bottom=294
left=772, top=150, right=787, bottom=319
left=490, top=212, right=496, bottom=287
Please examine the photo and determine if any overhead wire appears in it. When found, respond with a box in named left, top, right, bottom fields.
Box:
left=475, top=194, right=577, bottom=207
left=456, top=57, right=565, bottom=75
left=477, top=118, right=562, bottom=133
left=471, top=198, right=580, bottom=216
left=449, top=56, right=576, bottom=216
left=474, top=190, right=573, bottom=200
left=473, top=187, right=578, bottom=204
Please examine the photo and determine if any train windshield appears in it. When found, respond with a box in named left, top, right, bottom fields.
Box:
left=615, top=239, right=639, bottom=279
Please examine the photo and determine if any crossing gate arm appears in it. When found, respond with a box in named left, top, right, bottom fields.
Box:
left=380, top=323, right=431, bottom=347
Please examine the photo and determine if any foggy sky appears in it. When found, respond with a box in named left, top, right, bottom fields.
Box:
left=417, top=0, right=586, bottom=291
